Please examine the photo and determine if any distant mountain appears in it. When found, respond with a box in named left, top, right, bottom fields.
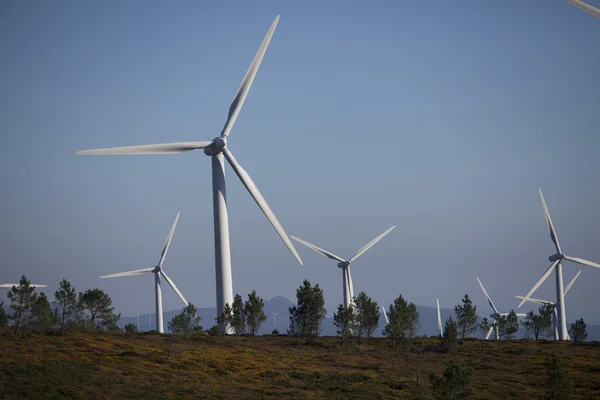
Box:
left=117, top=296, right=600, bottom=341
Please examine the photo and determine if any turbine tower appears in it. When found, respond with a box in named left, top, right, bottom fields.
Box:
left=99, top=212, right=189, bottom=333
left=437, top=298, right=443, bottom=337
left=517, top=189, right=600, bottom=340
left=75, top=16, right=302, bottom=333
left=477, top=277, right=526, bottom=340
left=566, top=0, right=600, bottom=18
left=515, top=270, right=581, bottom=341
left=291, top=226, right=396, bottom=309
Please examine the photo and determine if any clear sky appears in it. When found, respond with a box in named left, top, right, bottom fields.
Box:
left=1, top=0, right=599, bottom=324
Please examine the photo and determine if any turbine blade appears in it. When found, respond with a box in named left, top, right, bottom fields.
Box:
left=381, top=306, right=389, bottom=324
left=220, top=16, right=279, bottom=138
left=476, top=277, right=499, bottom=314
left=100, top=268, right=154, bottom=279
left=348, top=225, right=396, bottom=263
left=160, top=271, right=189, bottom=307
left=223, top=149, right=302, bottom=265
left=437, top=298, right=442, bottom=335
left=515, top=313, right=528, bottom=317
left=517, top=260, right=560, bottom=308
left=564, top=255, right=600, bottom=270
left=158, top=212, right=180, bottom=267
left=485, top=323, right=495, bottom=340
left=0, top=284, right=47, bottom=288
left=514, top=295, right=554, bottom=305
left=566, top=0, right=600, bottom=19
left=290, top=236, right=345, bottom=262
left=76, top=141, right=213, bottom=155
left=539, top=189, right=561, bottom=254
left=347, top=265, right=355, bottom=301
left=563, top=270, right=582, bottom=296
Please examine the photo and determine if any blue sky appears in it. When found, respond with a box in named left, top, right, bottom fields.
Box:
left=1, top=0, right=599, bottom=324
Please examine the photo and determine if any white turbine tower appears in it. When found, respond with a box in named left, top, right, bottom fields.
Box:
left=515, top=270, right=581, bottom=341
left=99, top=212, right=188, bottom=333
left=291, top=226, right=396, bottom=309
left=517, top=189, right=600, bottom=340
left=75, top=16, right=302, bottom=334
left=437, top=298, right=443, bottom=337
left=566, top=0, right=600, bottom=18
left=477, top=277, right=527, bottom=340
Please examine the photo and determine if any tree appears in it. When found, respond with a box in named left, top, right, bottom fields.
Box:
left=498, top=310, right=519, bottom=340
left=521, top=303, right=554, bottom=340
left=354, top=291, right=379, bottom=339
left=166, top=303, right=201, bottom=361
left=124, top=323, right=138, bottom=333
left=333, top=304, right=356, bottom=345
left=382, top=294, right=420, bottom=348
left=429, top=360, right=473, bottom=400
left=78, top=289, right=120, bottom=331
left=244, top=290, right=266, bottom=336
left=0, top=300, right=8, bottom=327
left=454, top=294, right=478, bottom=344
left=479, top=317, right=491, bottom=352
left=206, top=325, right=221, bottom=336
left=542, top=353, right=572, bottom=400
left=569, top=318, right=587, bottom=342
left=288, top=280, right=327, bottom=337
left=217, top=303, right=234, bottom=335
left=54, top=279, right=82, bottom=335
left=232, top=294, right=246, bottom=335
left=440, top=316, right=458, bottom=353
left=29, top=292, right=55, bottom=333
left=7, top=275, right=38, bottom=334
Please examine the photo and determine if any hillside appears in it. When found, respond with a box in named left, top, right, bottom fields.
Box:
left=1, top=330, right=600, bottom=399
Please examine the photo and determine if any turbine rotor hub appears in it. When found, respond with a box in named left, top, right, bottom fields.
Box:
left=548, top=253, right=565, bottom=262
left=203, top=137, right=227, bottom=156
left=337, top=261, right=350, bottom=269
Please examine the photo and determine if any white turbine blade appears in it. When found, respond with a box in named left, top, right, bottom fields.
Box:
left=437, top=298, right=442, bottom=335
left=515, top=313, right=528, bottom=317
left=160, top=271, right=189, bottom=306
left=566, top=0, right=600, bottom=18
left=290, top=236, right=345, bottom=263
left=539, top=189, right=561, bottom=254
left=220, top=15, right=279, bottom=138
left=563, top=270, right=582, bottom=296
left=381, top=306, right=389, bottom=324
left=0, top=284, right=47, bottom=288
left=158, top=212, right=180, bottom=267
left=517, top=260, right=560, bottom=308
left=485, top=322, right=495, bottom=340
left=476, top=277, right=499, bottom=314
left=348, top=225, right=396, bottom=263
left=347, top=265, right=355, bottom=301
left=564, top=255, right=600, bottom=270
left=100, top=268, right=154, bottom=279
left=223, top=149, right=302, bottom=266
left=76, top=141, right=212, bottom=155
left=514, top=295, right=554, bottom=305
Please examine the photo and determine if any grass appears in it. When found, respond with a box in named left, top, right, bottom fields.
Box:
left=1, top=330, right=599, bottom=399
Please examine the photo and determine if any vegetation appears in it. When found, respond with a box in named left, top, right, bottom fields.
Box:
left=383, top=294, right=420, bottom=348
left=7, top=275, right=38, bottom=334
left=124, top=322, right=138, bottom=333
left=333, top=303, right=356, bottom=345
left=244, top=290, right=267, bottom=336
left=569, top=319, right=588, bottom=343
left=78, top=288, right=120, bottom=331
left=0, top=300, right=8, bottom=327
left=440, top=316, right=459, bottom=353
left=454, top=294, right=478, bottom=345
left=429, top=359, right=473, bottom=400
left=29, top=292, right=55, bottom=333
left=522, top=303, right=554, bottom=340
left=288, top=280, right=327, bottom=337
left=165, top=303, right=201, bottom=361
left=542, top=353, right=572, bottom=400
left=353, top=291, right=380, bottom=339
left=54, top=279, right=82, bottom=336
left=497, top=310, right=519, bottom=340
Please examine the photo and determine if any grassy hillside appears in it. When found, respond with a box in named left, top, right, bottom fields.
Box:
left=1, top=330, right=599, bottom=399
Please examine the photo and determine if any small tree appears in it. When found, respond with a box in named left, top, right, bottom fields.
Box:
left=166, top=303, right=201, bottom=361
left=54, top=279, right=82, bottom=335
left=353, top=291, right=379, bottom=339
left=569, top=318, right=587, bottom=342
left=217, top=303, right=234, bottom=335
left=232, top=294, right=246, bottom=335
left=124, top=323, right=138, bottom=333
left=429, top=360, right=473, bottom=400
left=479, top=317, right=491, bottom=352
left=288, top=280, right=327, bottom=337
left=498, top=310, right=519, bottom=340
left=244, top=290, right=266, bottom=336
left=78, top=289, right=120, bottom=331
left=440, top=316, right=458, bottom=353
left=382, top=294, right=420, bottom=348
left=333, top=304, right=356, bottom=345
left=29, top=292, right=55, bottom=333
left=7, top=275, right=38, bottom=334
left=542, top=353, right=572, bottom=400
left=521, top=303, right=554, bottom=340
left=206, top=325, right=221, bottom=336
left=454, top=294, right=478, bottom=344
left=0, top=300, right=8, bottom=327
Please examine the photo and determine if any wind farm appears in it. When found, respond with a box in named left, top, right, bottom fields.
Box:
left=2, top=1, right=600, bottom=399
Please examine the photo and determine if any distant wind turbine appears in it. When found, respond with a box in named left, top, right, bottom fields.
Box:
left=76, top=16, right=302, bottom=334
left=272, top=311, right=279, bottom=330
left=566, top=0, right=600, bottom=18
left=477, top=277, right=526, bottom=340
left=291, top=226, right=396, bottom=309
left=99, top=212, right=188, bottom=333
left=517, top=189, right=600, bottom=340
left=437, top=298, right=443, bottom=337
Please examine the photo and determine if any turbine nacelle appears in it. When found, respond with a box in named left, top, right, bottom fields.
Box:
left=203, top=137, right=227, bottom=156
left=152, top=265, right=161, bottom=273
left=549, top=253, right=565, bottom=262
left=337, top=261, right=350, bottom=269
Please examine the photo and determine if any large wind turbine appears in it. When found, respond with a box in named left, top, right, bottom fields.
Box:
left=99, top=212, right=188, bottom=333
left=291, top=226, right=396, bottom=309
left=566, top=0, right=600, bottom=19
left=75, top=16, right=302, bottom=333
left=515, top=270, right=581, bottom=341
left=517, top=189, right=600, bottom=340
left=477, top=277, right=526, bottom=340
left=437, top=298, right=443, bottom=337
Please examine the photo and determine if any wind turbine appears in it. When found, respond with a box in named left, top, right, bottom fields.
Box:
left=566, top=0, right=600, bottom=19
left=291, top=226, right=396, bottom=309
left=75, top=16, right=302, bottom=333
left=437, top=298, right=443, bottom=337
left=99, top=212, right=188, bottom=333
left=515, top=270, right=581, bottom=341
left=517, top=189, right=600, bottom=340
left=477, top=277, right=527, bottom=340
left=272, top=311, right=279, bottom=330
